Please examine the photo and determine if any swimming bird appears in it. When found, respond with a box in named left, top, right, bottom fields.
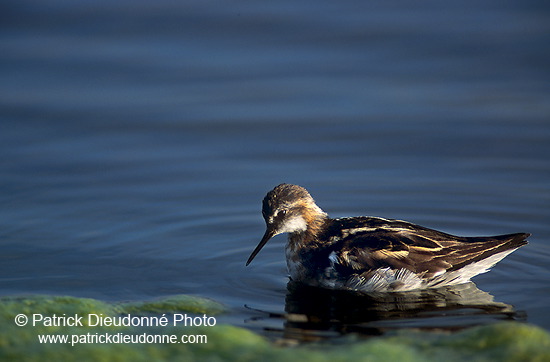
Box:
left=246, top=184, right=529, bottom=292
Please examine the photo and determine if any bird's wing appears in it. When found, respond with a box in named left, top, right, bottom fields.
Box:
left=327, top=217, right=528, bottom=278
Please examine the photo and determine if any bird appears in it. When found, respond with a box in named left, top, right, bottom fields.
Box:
left=246, top=184, right=529, bottom=292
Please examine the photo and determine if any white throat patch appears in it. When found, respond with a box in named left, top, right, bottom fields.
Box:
left=278, top=215, right=307, bottom=234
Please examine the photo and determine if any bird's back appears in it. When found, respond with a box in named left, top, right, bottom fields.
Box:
left=314, top=217, right=529, bottom=292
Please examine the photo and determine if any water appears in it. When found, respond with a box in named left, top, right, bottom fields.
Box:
left=1, top=0, right=549, bottom=342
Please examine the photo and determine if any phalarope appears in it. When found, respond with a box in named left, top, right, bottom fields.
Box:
left=246, top=184, right=529, bottom=292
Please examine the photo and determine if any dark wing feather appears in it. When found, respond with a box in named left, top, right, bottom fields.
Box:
left=326, top=217, right=529, bottom=279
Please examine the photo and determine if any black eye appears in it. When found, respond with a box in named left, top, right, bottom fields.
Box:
left=280, top=209, right=287, bottom=217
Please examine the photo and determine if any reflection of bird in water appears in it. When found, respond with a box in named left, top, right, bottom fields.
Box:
left=247, top=184, right=529, bottom=292
left=246, top=281, right=521, bottom=344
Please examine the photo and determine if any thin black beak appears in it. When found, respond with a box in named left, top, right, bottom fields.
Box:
left=246, top=227, right=276, bottom=266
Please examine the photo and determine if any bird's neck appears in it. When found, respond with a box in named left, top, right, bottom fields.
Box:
left=288, top=211, right=329, bottom=251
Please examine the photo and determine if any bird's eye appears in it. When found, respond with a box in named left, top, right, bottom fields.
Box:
left=280, top=209, right=287, bottom=217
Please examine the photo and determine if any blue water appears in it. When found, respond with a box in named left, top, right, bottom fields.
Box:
left=1, top=0, right=549, bottom=340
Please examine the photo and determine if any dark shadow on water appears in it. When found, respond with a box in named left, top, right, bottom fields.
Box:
left=246, top=281, right=525, bottom=343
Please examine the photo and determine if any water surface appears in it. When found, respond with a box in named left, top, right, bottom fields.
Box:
left=1, top=0, right=549, bottom=342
